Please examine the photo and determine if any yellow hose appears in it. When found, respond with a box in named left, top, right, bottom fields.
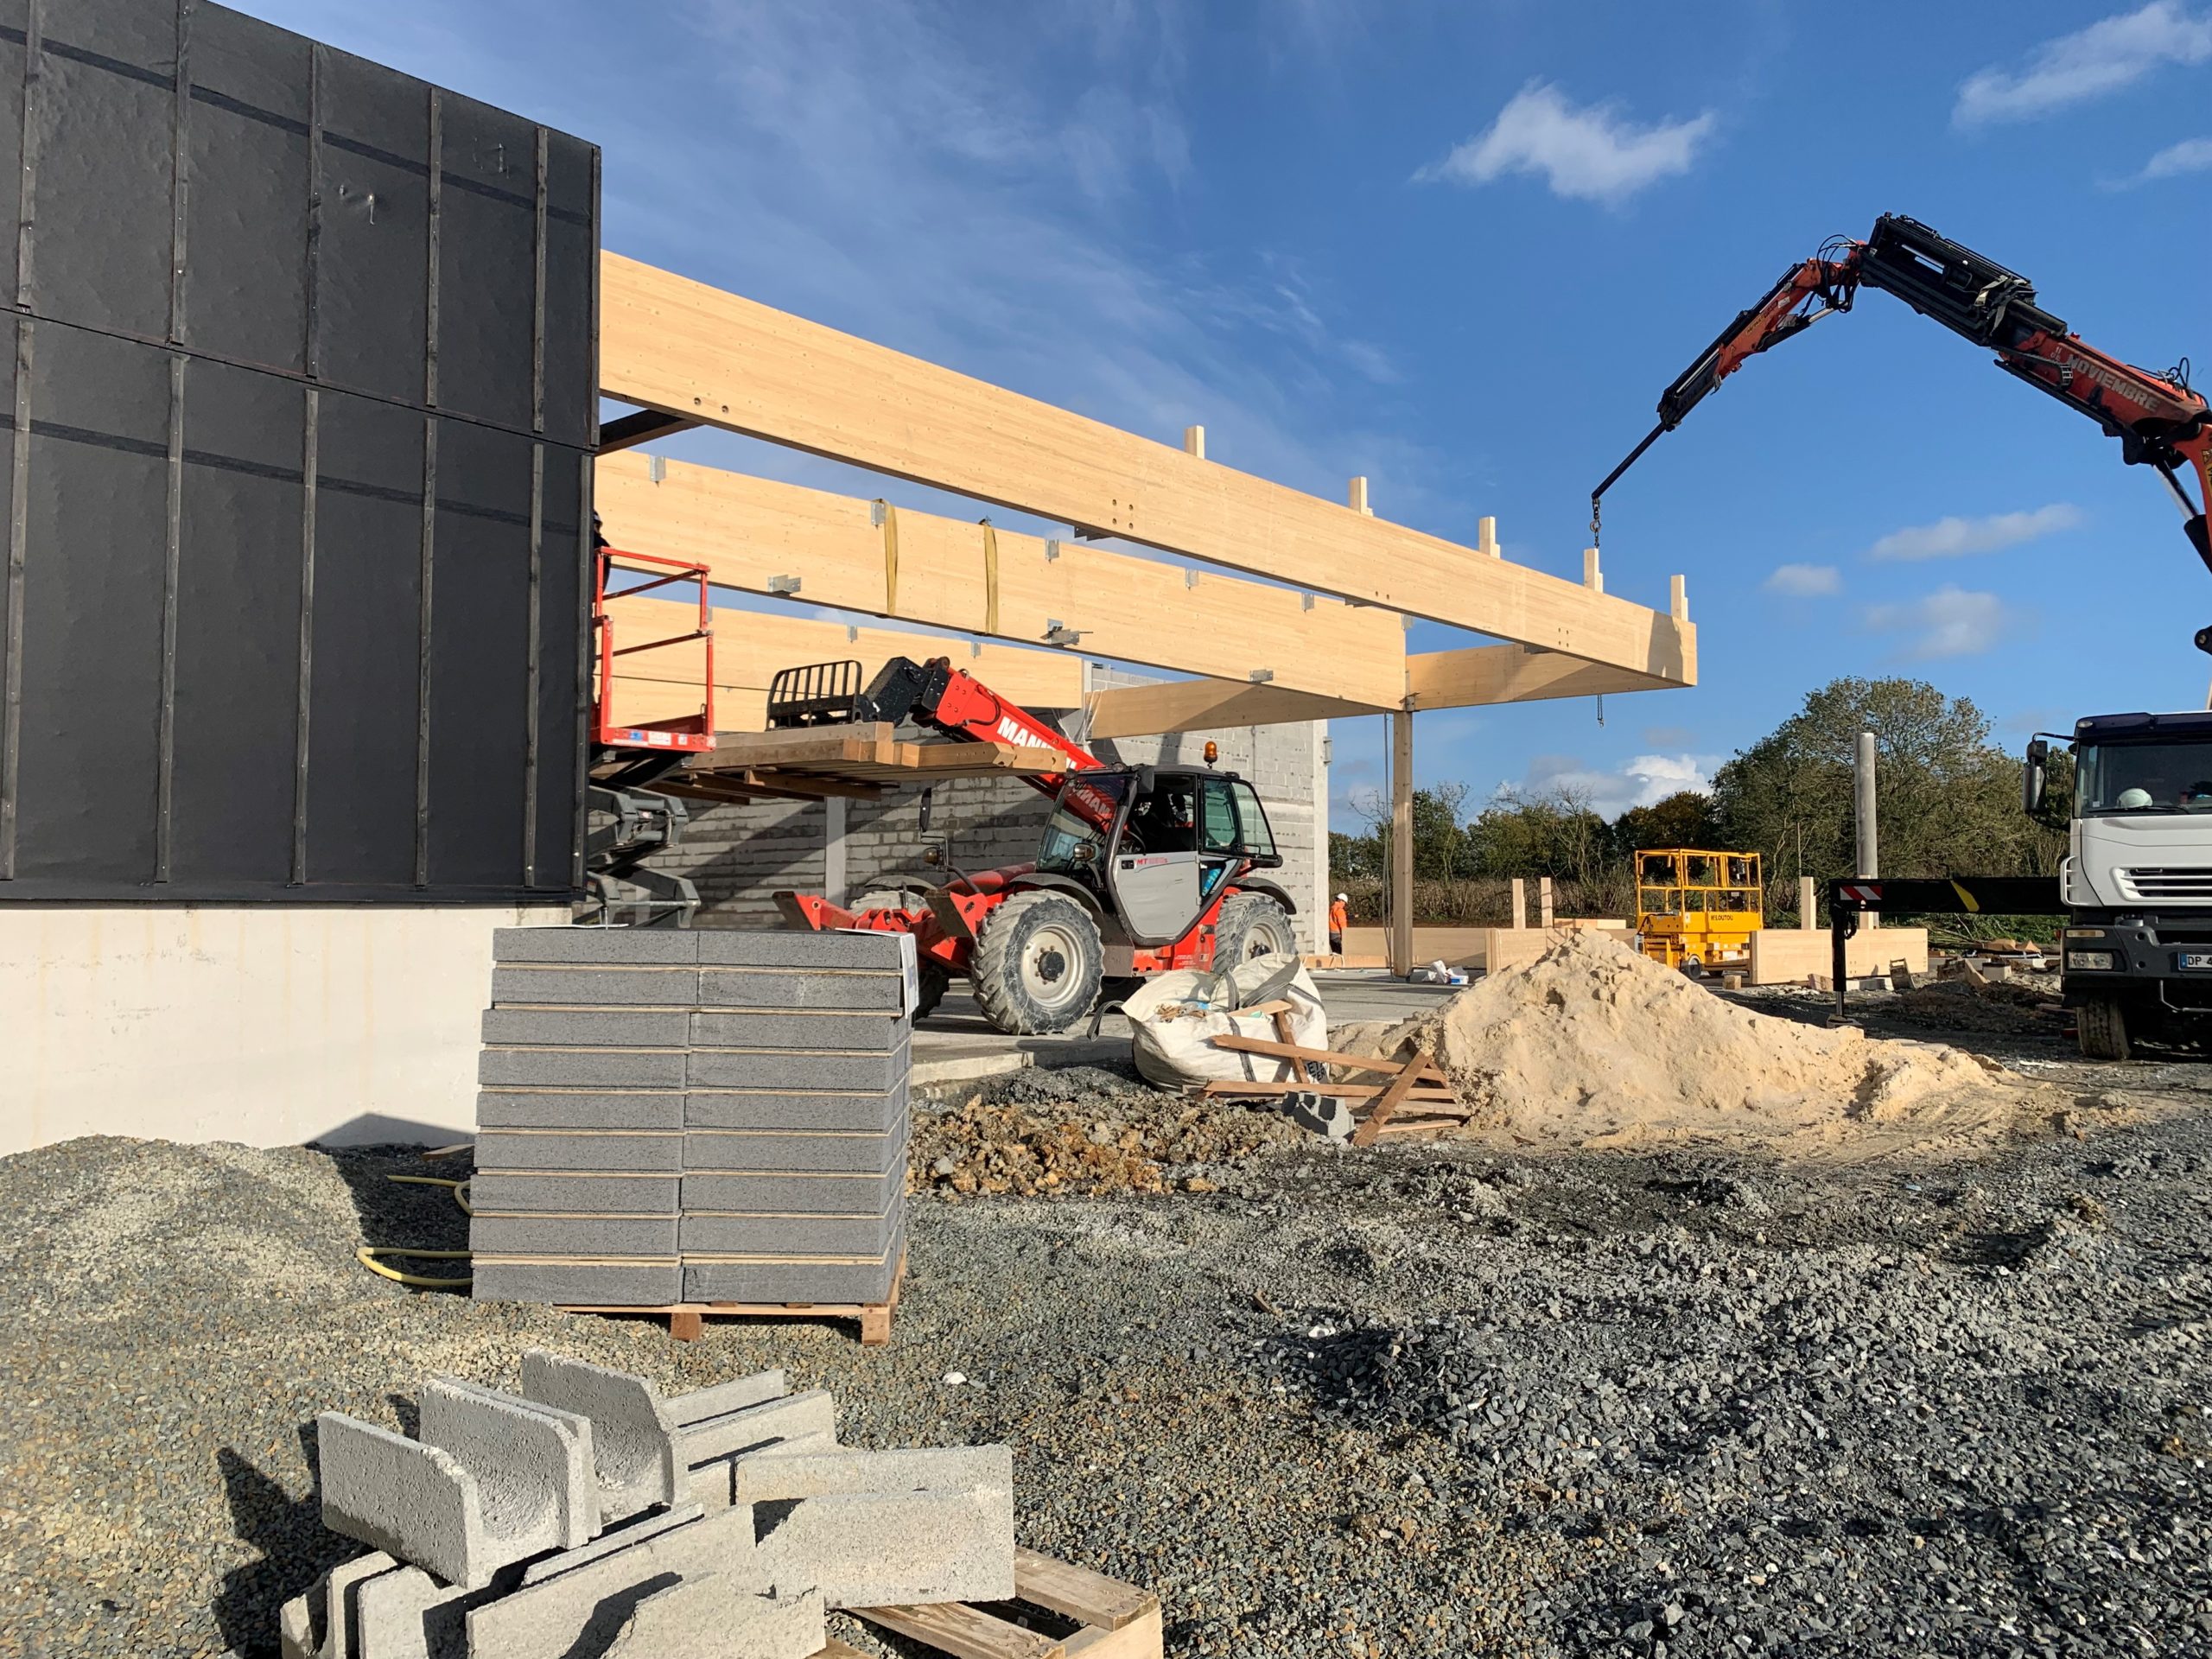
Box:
left=356, top=1246, right=473, bottom=1289
left=361, top=1172, right=477, bottom=1288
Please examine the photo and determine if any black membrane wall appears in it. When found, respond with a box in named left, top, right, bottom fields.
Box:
left=0, top=0, right=599, bottom=902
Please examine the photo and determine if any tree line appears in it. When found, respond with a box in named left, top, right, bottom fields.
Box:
left=1329, top=677, right=2067, bottom=930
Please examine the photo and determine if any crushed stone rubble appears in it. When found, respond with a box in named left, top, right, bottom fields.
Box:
left=5, top=1016, right=2212, bottom=1655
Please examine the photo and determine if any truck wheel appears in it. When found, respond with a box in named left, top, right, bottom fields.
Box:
left=912, top=961, right=950, bottom=1022
left=971, top=891, right=1103, bottom=1034
left=2076, top=993, right=2133, bottom=1061
left=1214, top=893, right=1297, bottom=966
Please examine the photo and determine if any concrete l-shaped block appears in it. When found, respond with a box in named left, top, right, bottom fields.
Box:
left=601, top=1573, right=826, bottom=1659
left=419, top=1378, right=598, bottom=1559
left=517, top=1351, right=794, bottom=1524
left=315, top=1415, right=497, bottom=1590
left=735, top=1444, right=1017, bottom=1607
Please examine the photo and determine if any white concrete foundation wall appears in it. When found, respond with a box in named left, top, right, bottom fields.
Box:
left=1, top=905, right=567, bottom=1154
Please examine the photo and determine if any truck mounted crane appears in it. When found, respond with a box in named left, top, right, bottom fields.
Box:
left=1591, top=213, right=2211, bottom=612
left=1602, top=213, right=2212, bottom=1063
left=770, top=656, right=1301, bottom=1034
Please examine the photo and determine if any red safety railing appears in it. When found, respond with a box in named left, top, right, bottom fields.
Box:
left=594, top=543, right=716, bottom=753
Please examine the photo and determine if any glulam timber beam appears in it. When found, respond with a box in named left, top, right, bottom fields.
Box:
left=600, top=251, right=1695, bottom=680
left=595, top=451, right=1406, bottom=706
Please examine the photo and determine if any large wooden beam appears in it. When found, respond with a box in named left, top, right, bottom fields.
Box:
left=595, top=451, right=1406, bottom=705
left=601, top=251, right=1695, bottom=680
left=1390, top=710, right=1414, bottom=976
left=1080, top=642, right=1694, bottom=737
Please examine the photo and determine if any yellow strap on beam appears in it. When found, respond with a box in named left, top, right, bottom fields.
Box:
left=980, top=520, right=1000, bottom=636
left=875, top=499, right=899, bottom=613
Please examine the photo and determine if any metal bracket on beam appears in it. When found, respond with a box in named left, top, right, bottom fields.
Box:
left=1249, top=669, right=1274, bottom=683
left=767, top=575, right=803, bottom=596
left=646, top=454, right=666, bottom=484
left=869, top=501, right=887, bottom=527
left=1044, top=620, right=1084, bottom=646
left=1185, top=569, right=1199, bottom=589
left=1044, top=539, right=1061, bottom=562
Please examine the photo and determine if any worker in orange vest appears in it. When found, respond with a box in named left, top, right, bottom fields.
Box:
left=1328, top=892, right=1350, bottom=955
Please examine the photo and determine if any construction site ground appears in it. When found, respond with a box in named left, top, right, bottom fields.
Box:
left=7, top=977, right=2212, bottom=1658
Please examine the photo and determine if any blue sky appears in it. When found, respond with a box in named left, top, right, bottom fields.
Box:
left=248, top=0, right=2212, bottom=828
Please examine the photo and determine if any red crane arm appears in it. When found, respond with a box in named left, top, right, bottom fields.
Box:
left=1592, top=213, right=2211, bottom=575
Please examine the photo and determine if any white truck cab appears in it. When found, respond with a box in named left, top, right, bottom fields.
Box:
left=2036, top=711, right=2212, bottom=1056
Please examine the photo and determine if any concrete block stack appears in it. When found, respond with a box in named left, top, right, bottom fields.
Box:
left=469, top=927, right=912, bottom=1310
left=284, top=1353, right=1014, bottom=1659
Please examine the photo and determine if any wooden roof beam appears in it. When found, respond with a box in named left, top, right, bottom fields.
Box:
left=594, top=451, right=1408, bottom=706
left=600, top=251, right=1696, bottom=681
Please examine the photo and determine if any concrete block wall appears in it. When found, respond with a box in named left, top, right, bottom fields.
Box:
left=652, top=664, right=1331, bottom=950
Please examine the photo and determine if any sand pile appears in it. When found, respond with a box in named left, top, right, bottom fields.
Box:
left=1339, top=931, right=2063, bottom=1159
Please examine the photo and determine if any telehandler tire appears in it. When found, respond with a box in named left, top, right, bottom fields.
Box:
left=971, top=890, right=1103, bottom=1034
left=1213, top=893, right=1297, bottom=966
left=2075, top=992, right=2133, bottom=1061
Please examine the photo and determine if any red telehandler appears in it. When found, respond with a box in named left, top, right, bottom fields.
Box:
left=1591, top=214, right=2211, bottom=616
left=771, top=655, right=1301, bottom=1034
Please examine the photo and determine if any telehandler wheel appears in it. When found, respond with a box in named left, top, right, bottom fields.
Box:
left=971, top=890, right=1104, bottom=1034
left=1213, top=893, right=1297, bottom=965
left=912, top=960, right=951, bottom=1022
left=2075, top=992, right=2133, bottom=1061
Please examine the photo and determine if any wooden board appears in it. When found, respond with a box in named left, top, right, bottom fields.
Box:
left=601, top=251, right=1695, bottom=678
left=692, top=723, right=1068, bottom=785
left=851, top=1549, right=1165, bottom=1659
left=595, top=450, right=1407, bottom=707
left=1200, top=1077, right=1460, bottom=1103
left=561, top=1251, right=904, bottom=1344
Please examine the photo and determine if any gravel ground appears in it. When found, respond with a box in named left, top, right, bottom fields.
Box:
left=6, top=1022, right=2212, bottom=1657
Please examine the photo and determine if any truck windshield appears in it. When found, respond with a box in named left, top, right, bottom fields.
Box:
left=2076, top=741, right=2212, bottom=815
left=1036, top=773, right=1130, bottom=873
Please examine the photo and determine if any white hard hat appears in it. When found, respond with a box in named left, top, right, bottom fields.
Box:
left=1336, top=892, right=1349, bottom=901
left=2117, top=787, right=2154, bottom=809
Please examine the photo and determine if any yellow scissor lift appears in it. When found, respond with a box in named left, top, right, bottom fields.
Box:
left=1634, top=849, right=1763, bottom=975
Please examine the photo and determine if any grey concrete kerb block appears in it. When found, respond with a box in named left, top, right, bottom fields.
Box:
left=419, top=1378, right=599, bottom=1560
left=315, top=1414, right=496, bottom=1590
left=518, top=1351, right=684, bottom=1524
left=277, top=1548, right=400, bottom=1659
left=738, top=1444, right=1016, bottom=1609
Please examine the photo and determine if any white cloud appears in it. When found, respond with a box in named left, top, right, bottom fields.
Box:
left=1956, top=3, right=2212, bottom=126
left=1862, top=586, right=2012, bottom=660
left=2132, top=135, right=2212, bottom=181
left=1500, top=752, right=1722, bottom=819
left=1415, top=81, right=1718, bottom=206
left=1866, top=504, right=2082, bottom=561
left=1764, top=563, right=1841, bottom=597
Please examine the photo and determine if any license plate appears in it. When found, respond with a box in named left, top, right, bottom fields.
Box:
left=2183, top=952, right=2212, bottom=970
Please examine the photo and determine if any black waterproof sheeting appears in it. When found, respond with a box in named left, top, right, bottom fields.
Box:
left=0, top=0, right=598, bottom=902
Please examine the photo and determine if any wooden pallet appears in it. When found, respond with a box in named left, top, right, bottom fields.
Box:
left=560, top=1251, right=905, bottom=1345
left=822, top=1547, right=1162, bottom=1659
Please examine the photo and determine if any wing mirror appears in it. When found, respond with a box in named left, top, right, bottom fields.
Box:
left=2022, top=737, right=2049, bottom=817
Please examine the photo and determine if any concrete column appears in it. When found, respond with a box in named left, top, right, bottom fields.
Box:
left=1510, top=877, right=1527, bottom=931
left=1538, top=875, right=1555, bottom=929
left=1854, top=729, right=1878, bottom=927
left=1799, top=874, right=1817, bottom=931
left=823, top=796, right=849, bottom=908
left=1390, top=709, right=1414, bottom=975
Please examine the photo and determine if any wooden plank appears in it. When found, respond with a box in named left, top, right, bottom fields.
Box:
left=594, top=454, right=1408, bottom=707
left=1201, top=1077, right=1459, bottom=1103
left=1083, top=677, right=1380, bottom=738
left=854, top=1600, right=1064, bottom=1659
left=601, top=251, right=1695, bottom=678
left=1063, top=1606, right=1163, bottom=1659
left=1013, top=1549, right=1158, bottom=1631
left=1352, top=1056, right=1439, bottom=1147
left=1407, top=639, right=1696, bottom=710
left=1209, top=1033, right=1421, bottom=1076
